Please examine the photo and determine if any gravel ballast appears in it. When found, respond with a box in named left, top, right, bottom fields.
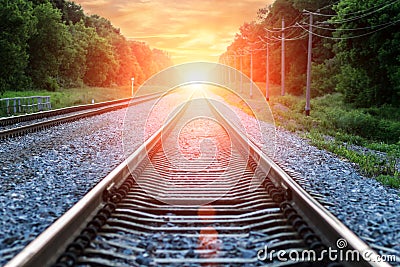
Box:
left=0, top=92, right=187, bottom=265
left=0, top=92, right=399, bottom=266
left=222, top=96, right=400, bottom=265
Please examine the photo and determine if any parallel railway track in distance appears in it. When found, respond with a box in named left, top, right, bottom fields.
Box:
left=0, top=93, right=160, bottom=139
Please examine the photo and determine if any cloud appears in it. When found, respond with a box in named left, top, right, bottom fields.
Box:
left=74, top=0, right=273, bottom=64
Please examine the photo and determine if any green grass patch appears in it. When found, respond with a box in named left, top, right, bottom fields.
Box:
left=376, top=175, right=400, bottom=189
left=306, top=131, right=400, bottom=188
left=269, top=92, right=400, bottom=189
left=270, top=92, right=400, bottom=144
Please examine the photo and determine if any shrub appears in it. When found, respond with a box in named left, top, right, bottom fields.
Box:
left=311, top=59, right=338, bottom=97
left=336, top=65, right=374, bottom=108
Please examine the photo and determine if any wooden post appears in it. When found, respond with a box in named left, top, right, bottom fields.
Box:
left=240, top=52, right=243, bottom=93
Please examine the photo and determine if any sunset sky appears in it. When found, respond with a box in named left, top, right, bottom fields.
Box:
left=74, top=0, right=273, bottom=64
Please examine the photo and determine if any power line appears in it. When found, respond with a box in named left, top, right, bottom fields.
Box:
left=264, top=14, right=305, bottom=33
left=302, top=18, right=400, bottom=31
left=304, top=0, right=399, bottom=18
left=305, top=0, right=400, bottom=24
left=296, top=19, right=400, bottom=40
left=226, top=0, right=400, bottom=58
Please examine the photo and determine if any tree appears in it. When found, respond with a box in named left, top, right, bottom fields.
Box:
left=1, top=0, right=172, bottom=92
left=333, top=0, right=400, bottom=107
left=59, top=21, right=90, bottom=87
left=28, top=2, right=73, bottom=90
left=0, top=0, right=36, bottom=94
left=83, top=29, right=117, bottom=86
left=130, top=41, right=156, bottom=79
left=59, top=1, right=85, bottom=24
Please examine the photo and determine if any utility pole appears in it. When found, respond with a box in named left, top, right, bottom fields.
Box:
left=266, top=32, right=270, bottom=101
left=131, top=77, right=135, bottom=97
left=220, top=59, right=224, bottom=85
left=240, top=51, right=243, bottom=93
left=281, top=16, right=285, bottom=96
left=250, top=50, right=253, bottom=98
left=305, top=13, right=313, bottom=116
left=228, top=56, right=231, bottom=85
left=224, top=57, right=228, bottom=84
left=234, top=54, right=237, bottom=89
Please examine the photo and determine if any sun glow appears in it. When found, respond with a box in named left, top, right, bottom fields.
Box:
left=187, top=83, right=204, bottom=93
left=74, top=0, right=273, bottom=63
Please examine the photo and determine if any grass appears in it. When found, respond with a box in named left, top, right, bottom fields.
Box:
left=262, top=88, right=400, bottom=189
left=306, top=131, right=400, bottom=188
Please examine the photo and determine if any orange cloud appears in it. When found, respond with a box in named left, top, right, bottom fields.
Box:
left=75, top=0, right=273, bottom=64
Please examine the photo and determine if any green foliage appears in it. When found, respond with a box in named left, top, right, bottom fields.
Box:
left=83, top=29, right=117, bottom=86
left=311, top=59, right=338, bottom=97
left=28, top=2, right=71, bottom=91
left=376, top=174, right=400, bottom=189
left=59, top=21, right=89, bottom=87
left=307, top=131, right=399, bottom=188
left=1, top=86, right=135, bottom=111
left=223, top=0, right=338, bottom=95
left=274, top=93, right=400, bottom=145
left=224, top=0, right=400, bottom=108
left=335, top=62, right=375, bottom=108
left=333, top=0, right=400, bottom=107
left=270, top=93, right=399, bottom=188
left=61, top=1, right=84, bottom=24
left=317, top=106, right=400, bottom=143
left=0, top=0, right=172, bottom=92
left=287, top=62, right=306, bottom=96
left=0, top=0, right=37, bottom=94
left=227, top=0, right=400, bottom=188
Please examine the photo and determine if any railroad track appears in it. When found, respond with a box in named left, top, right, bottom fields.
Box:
left=6, top=91, right=390, bottom=267
left=0, top=93, right=160, bottom=139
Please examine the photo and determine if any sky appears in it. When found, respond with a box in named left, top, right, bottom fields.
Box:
left=74, top=0, right=274, bottom=64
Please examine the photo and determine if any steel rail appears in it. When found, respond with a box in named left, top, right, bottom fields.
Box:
left=0, top=92, right=158, bottom=126
left=0, top=98, right=128, bottom=126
